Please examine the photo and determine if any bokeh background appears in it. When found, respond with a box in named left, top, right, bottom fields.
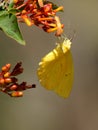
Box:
left=0, top=0, right=98, bottom=130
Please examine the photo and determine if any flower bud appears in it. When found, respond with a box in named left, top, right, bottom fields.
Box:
left=43, top=4, right=52, bottom=12
left=2, top=64, right=11, bottom=72
left=0, top=78, right=5, bottom=85
left=4, top=72, right=10, bottom=78
left=14, top=0, right=18, bottom=3
left=4, top=78, right=12, bottom=83
left=11, top=91, right=23, bottom=97
left=10, top=85, right=17, bottom=91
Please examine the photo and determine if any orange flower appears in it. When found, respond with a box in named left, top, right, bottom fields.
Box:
left=15, top=0, right=64, bottom=36
left=0, top=62, right=35, bottom=97
left=21, top=14, right=33, bottom=26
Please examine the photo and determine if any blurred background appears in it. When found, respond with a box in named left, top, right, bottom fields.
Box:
left=0, top=0, right=98, bottom=130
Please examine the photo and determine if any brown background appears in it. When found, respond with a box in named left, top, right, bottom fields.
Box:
left=0, top=0, right=98, bottom=130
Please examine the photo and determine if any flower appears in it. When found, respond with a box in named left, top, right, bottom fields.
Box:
left=0, top=62, right=36, bottom=97
left=14, top=0, right=64, bottom=36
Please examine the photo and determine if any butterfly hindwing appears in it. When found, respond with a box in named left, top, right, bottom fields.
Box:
left=37, top=38, right=73, bottom=98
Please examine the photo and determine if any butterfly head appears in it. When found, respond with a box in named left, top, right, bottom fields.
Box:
left=62, top=39, right=72, bottom=53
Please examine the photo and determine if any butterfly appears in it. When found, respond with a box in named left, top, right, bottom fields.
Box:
left=37, top=37, right=74, bottom=98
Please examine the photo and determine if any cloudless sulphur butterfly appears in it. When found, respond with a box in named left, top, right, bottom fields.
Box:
left=37, top=37, right=74, bottom=98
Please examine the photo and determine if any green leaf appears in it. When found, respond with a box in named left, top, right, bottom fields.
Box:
left=8, top=8, right=20, bottom=14
left=0, top=10, right=25, bottom=45
left=8, top=1, right=14, bottom=9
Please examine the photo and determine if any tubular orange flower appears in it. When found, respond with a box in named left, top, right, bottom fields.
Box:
left=38, top=0, right=43, bottom=7
left=14, top=0, right=64, bottom=36
left=54, top=16, right=64, bottom=36
left=21, top=15, right=33, bottom=26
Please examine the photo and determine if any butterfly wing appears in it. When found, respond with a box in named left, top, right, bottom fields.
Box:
left=53, top=50, right=73, bottom=98
left=37, top=39, right=74, bottom=98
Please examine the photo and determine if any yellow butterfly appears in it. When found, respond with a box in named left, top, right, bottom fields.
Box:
left=37, top=37, right=74, bottom=98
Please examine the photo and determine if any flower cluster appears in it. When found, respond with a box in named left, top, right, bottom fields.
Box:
left=14, top=0, right=64, bottom=36
left=0, top=62, right=35, bottom=97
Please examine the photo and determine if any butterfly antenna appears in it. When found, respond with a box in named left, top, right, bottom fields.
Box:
left=69, top=30, right=76, bottom=42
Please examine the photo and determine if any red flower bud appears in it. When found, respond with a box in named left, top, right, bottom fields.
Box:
left=11, top=91, right=23, bottom=97
left=4, top=72, right=10, bottom=78
left=0, top=78, right=5, bottom=85
left=10, top=85, right=18, bottom=91
left=4, top=78, right=12, bottom=83
left=2, top=64, right=11, bottom=72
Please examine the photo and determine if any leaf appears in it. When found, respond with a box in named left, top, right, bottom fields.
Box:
left=8, top=8, right=20, bottom=14
left=0, top=10, right=25, bottom=45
